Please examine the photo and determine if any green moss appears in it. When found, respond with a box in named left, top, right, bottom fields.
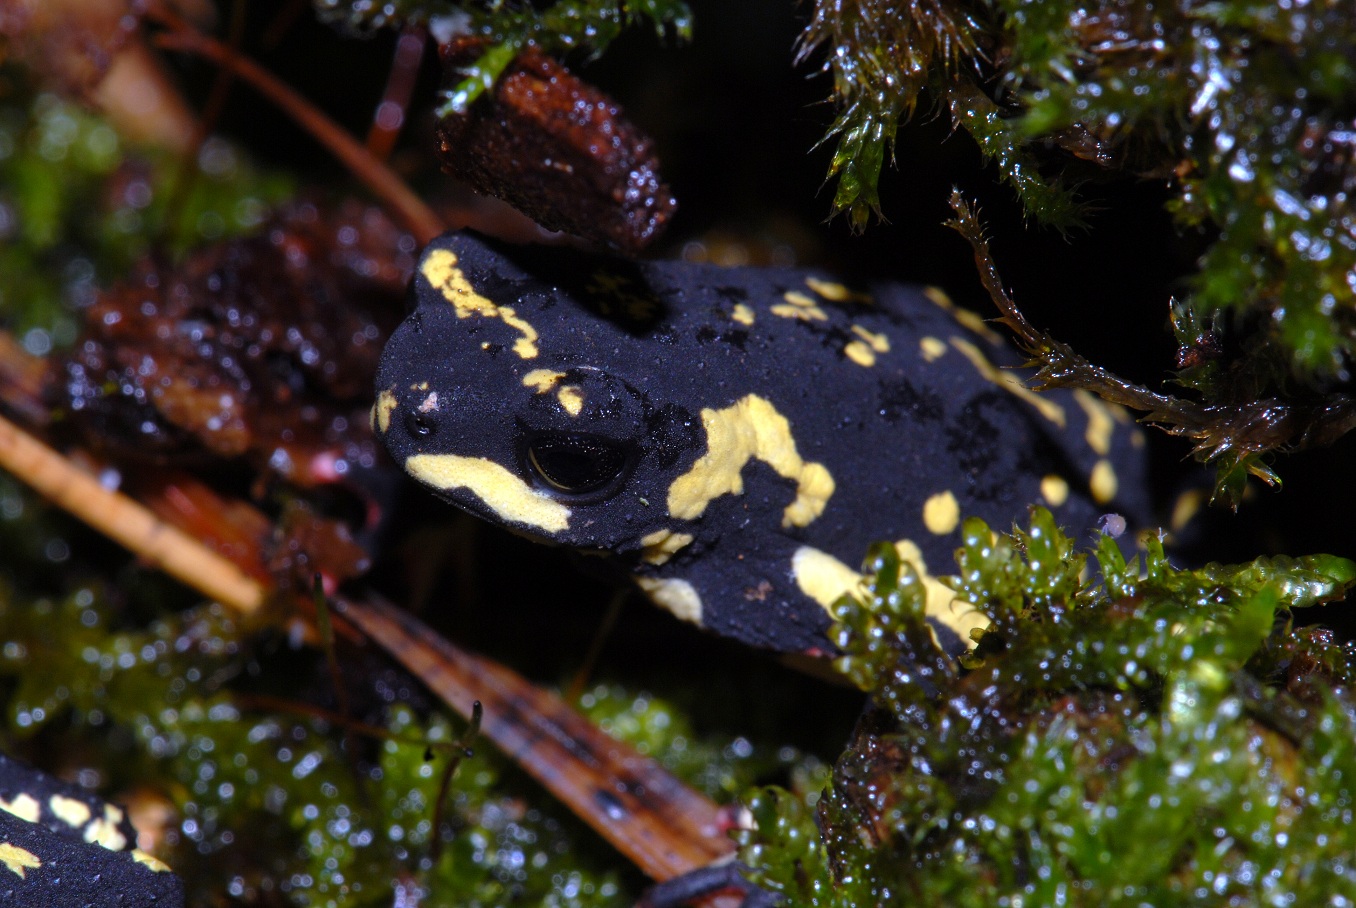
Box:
left=741, top=508, right=1356, bottom=905
left=0, top=71, right=291, bottom=349
left=311, top=0, right=692, bottom=115
left=576, top=683, right=825, bottom=804
left=0, top=572, right=639, bottom=906
left=805, top=2, right=1356, bottom=493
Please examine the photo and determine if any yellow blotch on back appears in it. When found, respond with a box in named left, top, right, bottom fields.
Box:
left=805, top=277, right=873, bottom=305
left=0, top=793, right=41, bottom=823
left=791, top=542, right=989, bottom=648
left=49, top=795, right=91, bottom=829
left=639, top=529, right=695, bottom=566
left=950, top=337, right=1065, bottom=428
left=1041, top=474, right=1070, bottom=507
left=792, top=546, right=865, bottom=613
left=1090, top=458, right=1118, bottom=504
left=895, top=539, right=990, bottom=646
left=919, top=336, right=947, bottom=362
left=731, top=303, right=755, bottom=326
left=406, top=454, right=571, bottom=533
left=922, top=491, right=960, bottom=535
left=844, top=324, right=891, bottom=367
left=1074, top=390, right=1115, bottom=456
left=84, top=804, right=128, bottom=850
left=421, top=248, right=540, bottom=359
left=771, top=290, right=828, bottom=322
left=667, top=394, right=835, bottom=529
left=0, top=842, right=41, bottom=879
left=133, top=851, right=174, bottom=873
left=923, top=286, right=1004, bottom=345
left=635, top=576, right=703, bottom=624
left=1170, top=487, right=1208, bottom=534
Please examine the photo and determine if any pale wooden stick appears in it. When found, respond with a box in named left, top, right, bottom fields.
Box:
left=0, top=413, right=266, bottom=614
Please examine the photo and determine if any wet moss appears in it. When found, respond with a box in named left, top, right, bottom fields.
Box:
left=741, top=509, right=1356, bottom=905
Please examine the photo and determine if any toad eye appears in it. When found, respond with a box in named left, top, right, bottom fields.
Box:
left=525, top=433, right=632, bottom=496
left=405, top=412, right=438, bottom=438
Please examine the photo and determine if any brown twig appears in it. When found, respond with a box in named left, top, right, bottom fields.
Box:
left=337, top=595, right=736, bottom=880
left=146, top=8, right=446, bottom=244
left=366, top=27, right=428, bottom=161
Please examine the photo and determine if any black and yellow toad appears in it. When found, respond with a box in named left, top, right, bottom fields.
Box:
left=374, top=232, right=1148, bottom=654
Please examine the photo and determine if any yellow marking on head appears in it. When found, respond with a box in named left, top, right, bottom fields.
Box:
left=406, top=454, right=571, bottom=533
left=421, top=247, right=540, bottom=358
left=0, top=842, right=41, bottom=879
left=0, top=793, right=41, bottom=823
left=133, top=850, right=173, bottom=873
left=558, top=386, right=584, bottom=416
left=639, top=529, right=695, bottom=566
left=372, top=389, right=398, bottom=434
left=895, top=539, right=990, bottom=646
left=522, top=369, right=566, bottom=393
left=922, top=491, right=961, bottom=535
left=771, top=290, right=828, bottom=321
left=49, top=795, right=92, bottom=829
left=919, top=336, right=947, bottom=362
left=635, top=576, right=703, bottom=624
left=668, top=395, right=836, bottom=529
left=792, top=546, right=864, bottom=613
left=84, top=804, right=129, bottom=851
left=805, top=277, right=873, bottom=304
left=731, top=303, right=755, bottom=326
left=1170, top=487, right=1207, bottom=533
left=1041, top=474, right=1070, bottom=507
left=1090, top=458, right=1118, bottom=504
left=923, top=286, right=1004, bottom=345
left=949, top=337, right=1065, bottom=427
left=844, top=324, right=891, bottom=367
left=1074, top=390, right=1115, bottom=456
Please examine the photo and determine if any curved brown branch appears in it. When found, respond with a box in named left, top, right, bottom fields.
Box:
left=148, top=14, right=446, bottom=244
